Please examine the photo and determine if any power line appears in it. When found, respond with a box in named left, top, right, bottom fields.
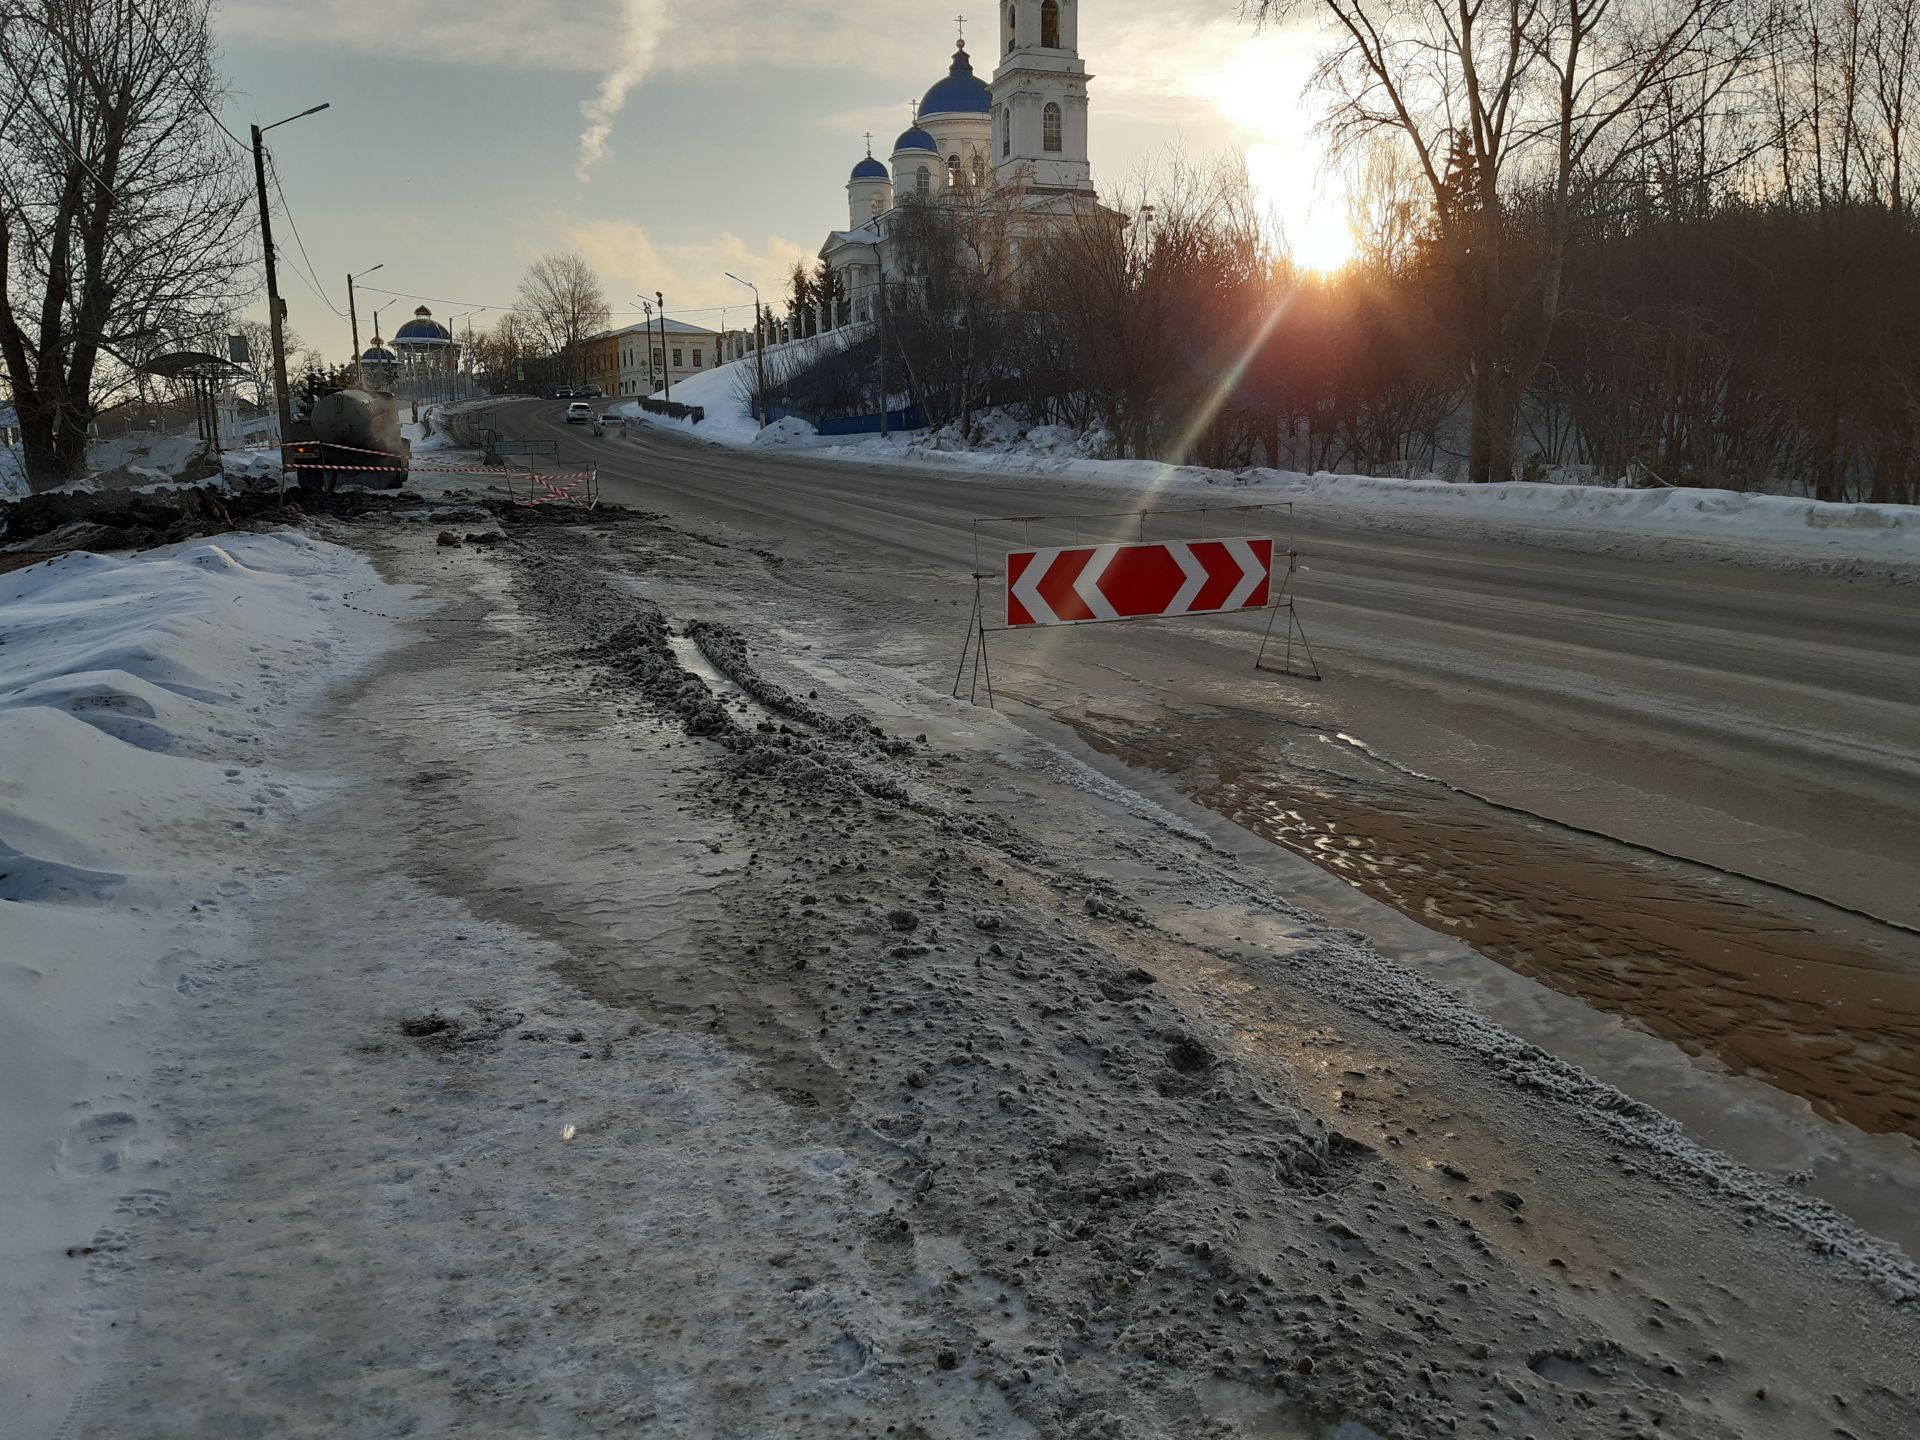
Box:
left=358, top=283, right=759, bottom=320
left=126, top=0, right=246, bottom=151
left=266, top=152, right=344, bottom=318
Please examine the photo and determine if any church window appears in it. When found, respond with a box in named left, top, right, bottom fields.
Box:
left=916, top=165, right=931, bottom=198
left=1006, top=3, right=1017, bottom=52
left=999, top=109, right=1010, bottom=157
left=1044, top=102, right=1063, bottom=152
left=949, top=154, right=962, bottom=185
left=973, top=154, right=986, bottom=185
left=1041, top=0, right=1059, bottom=46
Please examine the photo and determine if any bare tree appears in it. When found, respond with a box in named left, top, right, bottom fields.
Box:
left=512, top=254, right=608, bottom=386
left=225, top=316, right=306, bottom=407
left=0, top=0, right=253, bottom=488
left=1246, top=0, right=1770, bottom=480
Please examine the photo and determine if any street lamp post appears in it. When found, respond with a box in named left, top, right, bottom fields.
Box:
left=447, top=310, right=480, bottom=401
left=249, top=102, right=330, bottom=449
left=725, top=272, right=766, bottom=427
left=348, top=263, right=383, bottom=389
left=656, top=290, right=671, bottom=399
left=639, top=297, right=656, bottom=397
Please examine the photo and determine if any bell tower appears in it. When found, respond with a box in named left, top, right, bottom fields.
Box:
left=991, top=0, right=1094, bottom=192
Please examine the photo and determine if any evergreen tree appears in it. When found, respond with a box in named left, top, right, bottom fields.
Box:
left=788, top=262, right=816, bottom=339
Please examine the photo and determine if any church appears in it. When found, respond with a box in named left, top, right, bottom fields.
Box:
left=816, top=1, right=1106, bottom=327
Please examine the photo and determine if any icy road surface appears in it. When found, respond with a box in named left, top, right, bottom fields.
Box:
left=23, top=501, right=1916, bottom=1440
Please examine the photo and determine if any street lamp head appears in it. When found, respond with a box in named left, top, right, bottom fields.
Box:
left=656, top=290, right=664, bottom=307
left=262, top=101, right=332, bottom=134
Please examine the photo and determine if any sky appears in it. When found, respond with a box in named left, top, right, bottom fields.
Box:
left=214, top=0, right=1349, bottom=362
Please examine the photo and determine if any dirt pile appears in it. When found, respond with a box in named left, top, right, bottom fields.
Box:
left=0, top=483, right=625, bottom=556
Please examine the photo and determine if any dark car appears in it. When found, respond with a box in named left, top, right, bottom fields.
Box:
left=552, top=386, right=576, bottom=399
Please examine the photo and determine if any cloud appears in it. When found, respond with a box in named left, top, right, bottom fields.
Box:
left=576, top=0, right=670, bottom=182
left=566, top=220, right=812, bottom=315
left=220, top=0, right=622, bottom=71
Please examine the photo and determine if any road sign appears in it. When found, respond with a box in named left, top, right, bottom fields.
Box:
left=1006, top=537, right=1273, bottom=627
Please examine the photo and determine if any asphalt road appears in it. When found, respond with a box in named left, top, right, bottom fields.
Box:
left=492, top=400, right=1920, bottom=936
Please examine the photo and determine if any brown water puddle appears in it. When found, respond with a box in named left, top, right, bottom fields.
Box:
left=1071, top=712, right=1920, bottom=1142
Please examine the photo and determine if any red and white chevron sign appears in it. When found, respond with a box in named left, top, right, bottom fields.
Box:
left=1006, top=538, right=1274, bottom=627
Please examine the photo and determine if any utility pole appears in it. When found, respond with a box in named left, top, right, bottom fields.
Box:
left=656, top=290, right=672, bottom=398
left=727, top=272, right=767, bottom=427
left=640, top=298, right=656, bottom=396
left=248, top=104, right=329, bottom=450
left=250, top=127, right=291, bottom=446
left=347, top=263, right=382, bottom=390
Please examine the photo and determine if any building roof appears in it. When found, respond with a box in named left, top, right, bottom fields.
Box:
left=851, top=156, right=889, bottom=181
left=591, top=317, right=720, bottom=342
left=892, top=125, right=939, bottom=154
left=393, top=307, right=450, bottom=346
left=920, top=42, right=991, bottom=117
left=361, top=342, right=397, bottom=363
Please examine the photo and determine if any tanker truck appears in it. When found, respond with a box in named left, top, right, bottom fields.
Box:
left=285, top=388, right=410, bottom=491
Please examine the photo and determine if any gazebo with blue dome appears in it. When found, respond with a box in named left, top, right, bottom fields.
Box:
left=359, top=335, right=398, bottom=385
left=390, top=305, right=458, bottom=402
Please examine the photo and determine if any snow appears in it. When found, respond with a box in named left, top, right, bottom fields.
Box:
left=9, top=508, right=1918, bottom=1434
left=612, top=351, right=1920, bottom=563
left=0, top=533, right=408, bottom=1436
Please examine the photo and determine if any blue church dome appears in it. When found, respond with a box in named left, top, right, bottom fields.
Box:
left=361, top=342, right=396, bottom=364
left=920, top=42, right=991, bottom=116
left=892, top=125, right=938, bottom=154
left=393, top=306, right=450, bottom=346
left=851, top=155, right=889, bottom=181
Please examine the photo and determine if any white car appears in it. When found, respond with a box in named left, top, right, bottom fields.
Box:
left=565, top=401, right=593, bottom=424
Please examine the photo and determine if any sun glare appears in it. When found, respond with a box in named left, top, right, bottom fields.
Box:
left=1201, top=36, right=1355, bottom=274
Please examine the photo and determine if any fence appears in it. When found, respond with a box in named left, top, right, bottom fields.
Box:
left=765, top=402, right=928, bottom=436
left=637, top=397, right=705, bottom=424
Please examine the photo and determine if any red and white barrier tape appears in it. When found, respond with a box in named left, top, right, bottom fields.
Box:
left=285, top=462, right=596, bottom=479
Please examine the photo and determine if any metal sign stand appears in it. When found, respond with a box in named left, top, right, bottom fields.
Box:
left=1252, top=548, right=1321, bottom=680
left=950, top=572, right=997, bottom=708
left=950, top=501, right=1325, bottom=707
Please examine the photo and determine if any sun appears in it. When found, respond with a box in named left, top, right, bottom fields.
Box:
left=1200, top=35, right=1356, bottom=274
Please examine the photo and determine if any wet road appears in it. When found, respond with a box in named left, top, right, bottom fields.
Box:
left=481, top=401, right=1920, bottom=1134
left=494, top=402, right=1920, bottom=915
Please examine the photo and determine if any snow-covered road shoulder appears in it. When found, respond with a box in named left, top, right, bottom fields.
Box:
left=610, top=351, right=1920, bottom=570
left=0, top=532, right=409, bottom=1436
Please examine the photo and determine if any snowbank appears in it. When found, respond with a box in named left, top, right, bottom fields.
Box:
left=1267, top=470, right=1920, bottom=556
left=608, top=329, right=878, bottom=450
left=607, top=345, right=1920, bottom=561
left=0, top=533, right=405, bottom=1436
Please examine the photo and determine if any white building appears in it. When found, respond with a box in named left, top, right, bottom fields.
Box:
left=599, top=318, right=738, bottom=398
left=816, top=2, right=1106, bottom=328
